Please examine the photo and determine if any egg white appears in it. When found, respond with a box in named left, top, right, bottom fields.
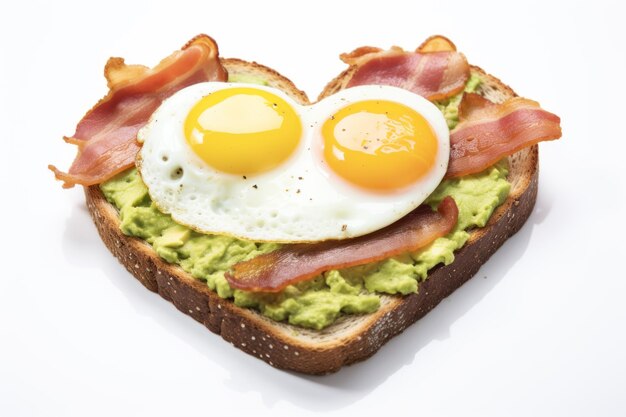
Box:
left=138, top=82, right=449, bottom=242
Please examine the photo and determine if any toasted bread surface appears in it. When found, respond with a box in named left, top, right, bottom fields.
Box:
left=85, top=58, right=538, bottom=374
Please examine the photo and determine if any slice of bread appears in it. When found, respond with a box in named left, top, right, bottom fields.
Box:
left=84, top=58, right=538, bottom=375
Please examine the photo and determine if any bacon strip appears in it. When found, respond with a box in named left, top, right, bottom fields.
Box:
left=416, top=35, right=457, bottom=53
left=49, top=35, right=227, bottom=188
left=225, top=197, right=458, bottom=293
left=341, top=38, right=469, bottom=101
left=447, top=94, right=562, bottom=178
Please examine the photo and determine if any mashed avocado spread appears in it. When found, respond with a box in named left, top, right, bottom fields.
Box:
left=100, top=73, right=510, bottom=330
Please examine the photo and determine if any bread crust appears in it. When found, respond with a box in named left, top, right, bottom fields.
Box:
left=84, top=58, right=538, bottom=374
left=222, top=58, right=310, bottom=104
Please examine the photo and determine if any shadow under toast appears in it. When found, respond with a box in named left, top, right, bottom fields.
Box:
left=62, top=188, right=550, bottom=411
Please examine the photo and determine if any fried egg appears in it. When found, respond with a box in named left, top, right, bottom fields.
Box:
left=138, top=82, right=449, bottom=242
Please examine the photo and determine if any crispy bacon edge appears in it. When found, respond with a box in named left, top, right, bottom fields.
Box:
left=225, top=197, right=458, bottom=293
left=446, top=93, right=562, bottom=178
left=49, top=34, right=227, bottom=188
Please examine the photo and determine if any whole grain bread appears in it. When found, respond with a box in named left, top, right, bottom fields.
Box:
left=84, top=58, right=538, bottom=375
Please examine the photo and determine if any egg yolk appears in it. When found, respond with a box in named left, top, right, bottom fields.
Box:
left=184, top=87, right=302, bottom=175
left=321, top=100, right=438, bottom=192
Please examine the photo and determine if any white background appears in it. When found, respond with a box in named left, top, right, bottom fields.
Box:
left=1, top=1, right=625, bottom=416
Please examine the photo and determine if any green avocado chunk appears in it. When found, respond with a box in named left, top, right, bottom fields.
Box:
left=226, top=73, right=271, bottom=85
left=99, top=73, right=510, bottom=330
